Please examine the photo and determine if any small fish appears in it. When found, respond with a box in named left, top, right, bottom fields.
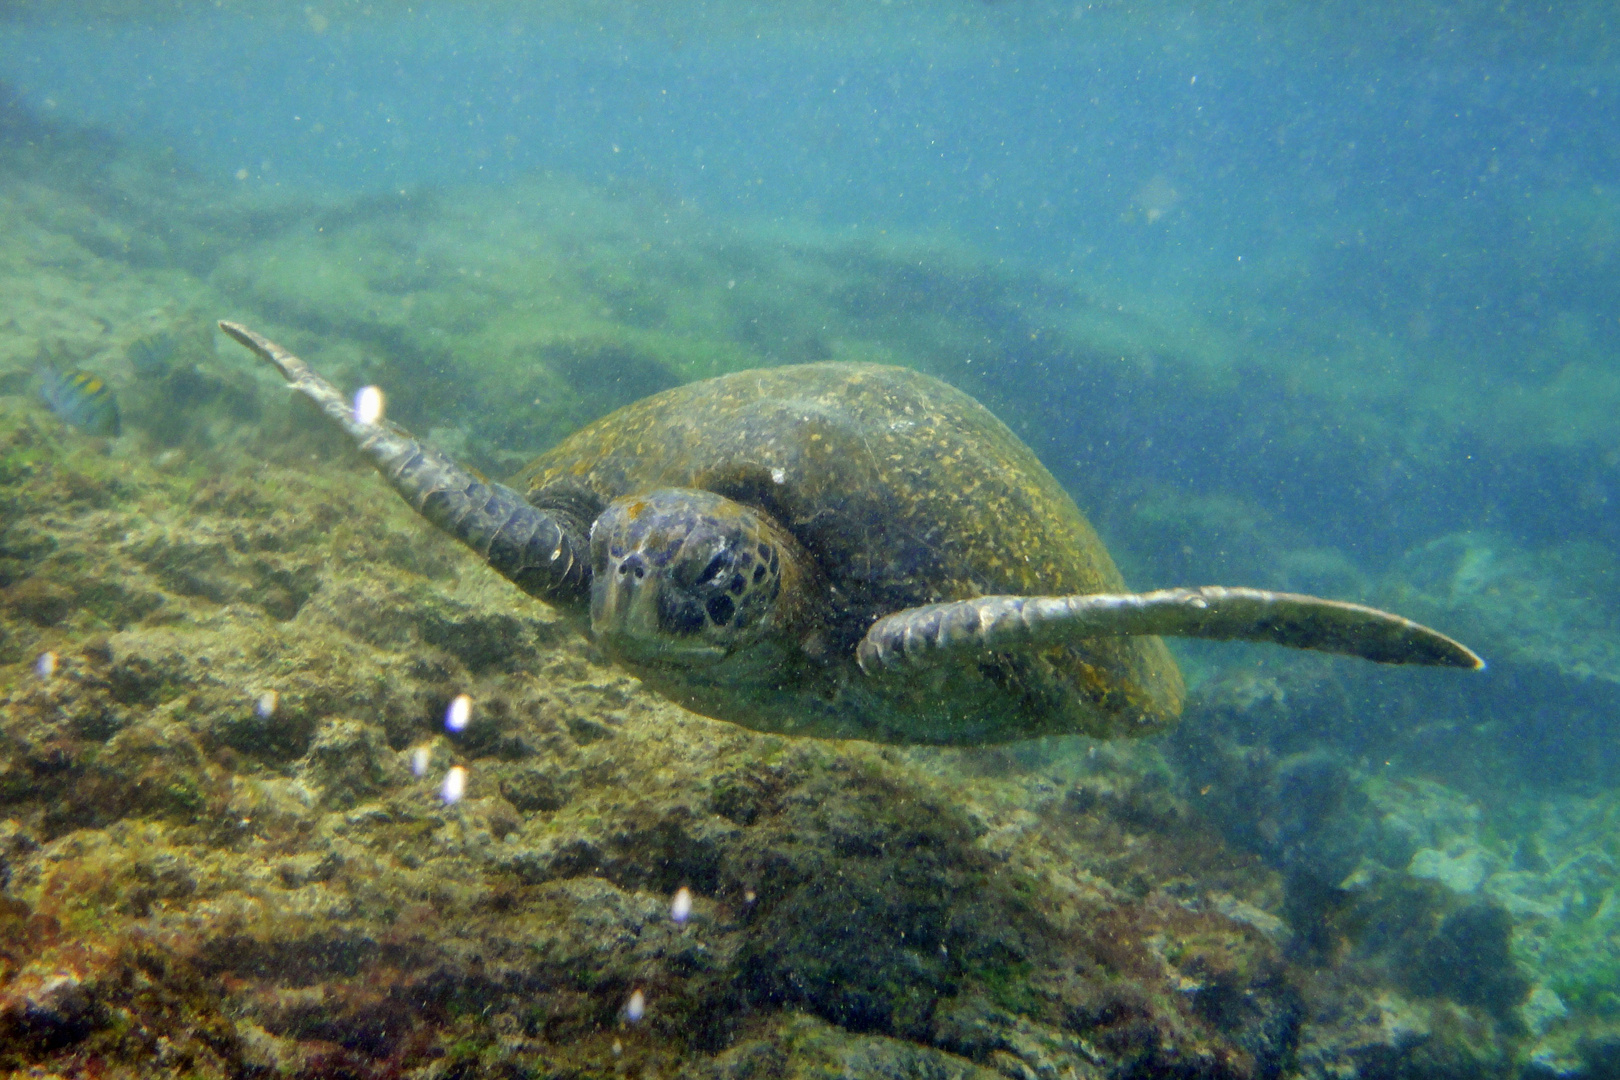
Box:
left=127, top=331, right=177, bottom=378
left=38, top=367, right=121, bottom=437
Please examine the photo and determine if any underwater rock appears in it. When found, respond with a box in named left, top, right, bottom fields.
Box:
left=300, top=718, right=407, bottom=808
left=1170, top=685, right=1548, bottom=1074
left=496, top=762, right=573, bottom=813
left=1, top=575, right=75, bottom=627
left=1576, top=1036, right=1620, bottom=1079
left=1522, top=986, right=1569, bottom=1037
left=1173, top=633, right=1620, bottom=1050
left=1409, top=844, right=1494, bottom=895
left=1402, top=901, right=1531, bottom=1022
left=687, top=1013, right=1001, bottom=1080
left=1294, top=980, right=1516, bottom=1080
left=1, top=107, right=1607, bottom=1080
left=0, top=966, right=103, bottom=1052
left=210, top=688, right=319, bottom=761
left=0, top=405, right=1327, bottom=1076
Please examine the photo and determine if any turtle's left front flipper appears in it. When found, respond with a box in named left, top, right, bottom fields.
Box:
left=857, top=586, right=1483, bottom=674
left=219, top=321, right=592, bottom=605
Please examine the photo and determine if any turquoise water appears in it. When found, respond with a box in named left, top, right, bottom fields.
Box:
left=1, top=1, right=1617, bottom=1076
left=7, top=2, right=1616, bottom=550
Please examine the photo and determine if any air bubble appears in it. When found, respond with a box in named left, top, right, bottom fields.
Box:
left=445, top=693, right=472, bottom=732
left=353, top=385, right=385, bottom=426
left=671, top=886, right=693, bottom=925
left=441, top=765, right=467, bottom=804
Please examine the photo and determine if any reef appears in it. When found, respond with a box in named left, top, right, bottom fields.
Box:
left=0, top=399, right=1310, bottom=1077
left=1, top=90, right=1619, bottom=1078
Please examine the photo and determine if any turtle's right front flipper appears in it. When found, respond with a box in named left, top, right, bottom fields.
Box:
left=220, top=321, right=591, bottom=606
left=858, top=586, right=1483, bottom=673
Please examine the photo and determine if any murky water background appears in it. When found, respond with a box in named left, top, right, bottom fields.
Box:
left=0, top=2, right=1616, bottom=1076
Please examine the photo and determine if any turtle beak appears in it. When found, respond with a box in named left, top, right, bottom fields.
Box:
left=592, top=551, right=656, bottom=639
left=591, top=549, right=728, bottom=666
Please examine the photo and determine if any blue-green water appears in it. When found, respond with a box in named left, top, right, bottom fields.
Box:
left=7, top=2, right=1615, bottom=550
left=0, top=1, right=1617, bottom=1075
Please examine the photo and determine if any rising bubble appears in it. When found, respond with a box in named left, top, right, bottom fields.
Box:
left=445, top=693, right=472, bottom=732
left=671, top=886, right=693, bottom=925
left=353, top=385, right=385, bottom=426
left=441, top=765, right=467, bottom=804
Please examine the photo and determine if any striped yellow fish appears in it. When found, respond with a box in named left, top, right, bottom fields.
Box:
left=38, top=367, right=122, bottom=437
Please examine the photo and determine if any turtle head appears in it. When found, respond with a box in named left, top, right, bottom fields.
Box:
left=589, top=489, right=808, bottom=667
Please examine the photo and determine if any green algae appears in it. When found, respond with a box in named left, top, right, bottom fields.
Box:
left=2, top=83, right=1619, bottom=1080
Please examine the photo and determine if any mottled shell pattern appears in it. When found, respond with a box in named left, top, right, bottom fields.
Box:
left=515, top=363, right=1184, bottom=743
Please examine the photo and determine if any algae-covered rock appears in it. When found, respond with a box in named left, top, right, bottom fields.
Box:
left=685, top=1013, right=1004, bottom=1080
left=0, top=387, right=1334, bottom=1077
left=3, top=88, right=1616, bottom=1080
left=1171, top=666, right=1620, bottom=1075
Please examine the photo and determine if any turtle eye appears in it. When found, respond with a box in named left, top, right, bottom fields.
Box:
left=695, top=549, right=729, bottom=586
left=706, top=593, right=735, bottom=626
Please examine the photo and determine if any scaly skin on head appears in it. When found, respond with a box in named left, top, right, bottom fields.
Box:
left=589, top=488, right=821, bottom=670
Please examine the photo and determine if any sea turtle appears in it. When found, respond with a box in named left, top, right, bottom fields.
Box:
left=221, top=322, right=1480, bottom=745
